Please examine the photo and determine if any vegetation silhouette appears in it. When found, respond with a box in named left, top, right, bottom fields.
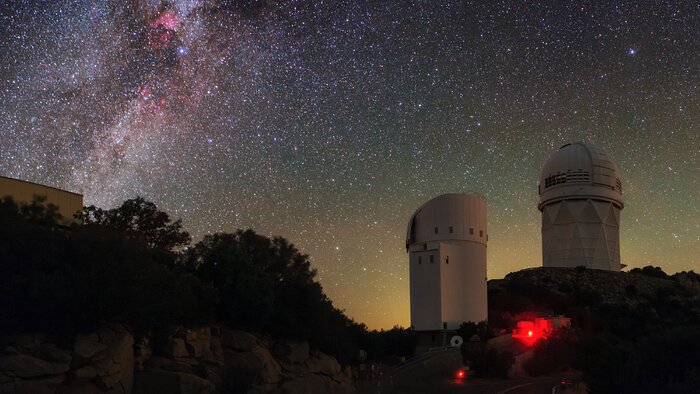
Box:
left=491, top=267, right=700, bottom=393
left=0, top=197, right=415, bottom=364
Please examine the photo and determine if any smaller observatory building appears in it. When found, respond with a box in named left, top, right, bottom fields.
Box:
left=538, top=142, right=624, bottom=271
left=406, top=193, right=488, bottom=341
left=0, top=176, right=83, bottom=225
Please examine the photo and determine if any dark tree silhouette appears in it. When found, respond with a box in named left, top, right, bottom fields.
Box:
left=1, top=196, right=414, bottom=364
left=80, top=197, right=190, bottom=251
left=0, top=197, right=214, bottom=337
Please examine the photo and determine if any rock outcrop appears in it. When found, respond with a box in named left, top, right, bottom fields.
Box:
left=0, top=324, right=134, bottom=394
left=1, top=325, right=353, bottom=394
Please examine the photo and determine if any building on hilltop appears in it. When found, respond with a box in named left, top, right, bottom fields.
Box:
left=538, top=142, right=624, bottom=271
left=406, top=193, right=488, bottom=351
left=0, top=176, right=83, bottom=225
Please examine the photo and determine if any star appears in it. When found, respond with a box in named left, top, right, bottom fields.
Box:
left=1, top=1, right=698, bottom=329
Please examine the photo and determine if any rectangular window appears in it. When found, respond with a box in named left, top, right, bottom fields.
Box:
left=449, top=226, right=453, bottom=234
left=434, top=227, right=438, bottom=234
left=423, top=243, right=427, bottom=251
left=480, top=230, right=483, bottom=237
left=418, top=256, right=422, bottom=264
left=445, top=256, right=449, bottom=264
left=469, top=228, right=474, bottom=235
left=429, top=255, right=434, bottom=263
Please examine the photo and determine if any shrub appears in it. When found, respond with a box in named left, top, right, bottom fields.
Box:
left=0, top=198, right=215, bottom=337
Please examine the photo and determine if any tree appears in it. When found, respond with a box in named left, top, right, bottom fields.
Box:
left=80, top=197, right=190, bottom=251
left=0, top=197, right=214, bottom=337
left=630, top=265, right=669, bottom=279
left=185, top=233, right=274, bottom=330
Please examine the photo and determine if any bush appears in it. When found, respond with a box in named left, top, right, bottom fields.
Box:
left=523, top=333, right=574, bottom=376
left=461, top=342, right=514, bottom=379
left=630, top=265, right=669, bottom=279
left=0, top=198, right=215, bottom=337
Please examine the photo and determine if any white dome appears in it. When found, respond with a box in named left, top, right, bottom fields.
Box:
left=406, top=193, right=487, bottom=249
left=538, top=142, right=623, bottom=211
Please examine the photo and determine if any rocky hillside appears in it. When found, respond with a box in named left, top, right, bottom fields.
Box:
left=497, top=267, right=678, bottom=302
left=488, top=267, right=700, bottom=393
left=488, top=266, right=700, bottom=323
left=0, top=324, right=354, bottom=394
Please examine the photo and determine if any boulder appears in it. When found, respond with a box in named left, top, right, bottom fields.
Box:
left=0, top=354, right=69, bottom=378
left=134, top=370, right=215, bottom=394
left=305, top=353, right=341, bottom=377
left=56, top=382, right=101, bottom=394
left=195, top=327, right=211, bottom=340
left=210, top=326, right=221, bottom=337
left=74, top=333, right=107, bottom=361
left=185, top=340, right=203, bottom=358
left=165, top=338, right=189, bottom=358
left=278, top=373, right=329, bottom=394
left=224, top=344, right=281, bottom=386
left=174, top=329, right=197, bottom=343
left=90, top=324, right=134, bottom=393
left=74, top=366, right=98, bottom=379
left=0, top=374, right=65, bottom=394
left=6, top=334, right=45, bottom=353
left=221, top=329, right=257, bottom=352
left=209, top=337, right=223, bottom=359
left=273, top=340, right=309, bottom=365
left=134, top=338, right=152, bottom=372
left=37, top=343, right=72, bottom=364
left=144, top=356, right=197, bottom=374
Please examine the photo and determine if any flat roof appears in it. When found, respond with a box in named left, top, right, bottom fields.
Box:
left=0, top=175, right=83, bottom=198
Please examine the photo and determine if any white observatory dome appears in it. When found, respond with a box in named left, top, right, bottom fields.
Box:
left=538, top=142, right=623, bottom=211
left=538, top=142, right=624, bottom=271
left=406, top=193, right=487, bottom=249
left=406, top=193, right=488, bottom=333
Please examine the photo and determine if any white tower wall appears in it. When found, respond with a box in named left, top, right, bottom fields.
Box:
left=406, top=193, right=488, bottom=331
left=538, top=142, right=623, bottom=271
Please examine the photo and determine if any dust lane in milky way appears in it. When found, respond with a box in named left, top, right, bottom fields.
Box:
left=1, top=1, right=699, bottom=329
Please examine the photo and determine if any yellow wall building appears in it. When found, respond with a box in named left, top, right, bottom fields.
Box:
left=0, top=176, right=83, bottom=223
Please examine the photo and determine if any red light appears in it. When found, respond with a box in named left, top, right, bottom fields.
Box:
left=512, top=321, right=543, bottom=346
left=456, top=370, right=465, bottom=379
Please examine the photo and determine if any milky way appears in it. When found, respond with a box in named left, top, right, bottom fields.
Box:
left=2, top=0, right=699, bottom=328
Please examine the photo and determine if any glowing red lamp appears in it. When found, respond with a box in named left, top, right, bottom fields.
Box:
left=456, top=369, right=466, bottom=379
left=512, top=321, right=544, bottom=346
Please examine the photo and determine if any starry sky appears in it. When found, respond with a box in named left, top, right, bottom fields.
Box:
left=1, top=0, right=699, bottom=329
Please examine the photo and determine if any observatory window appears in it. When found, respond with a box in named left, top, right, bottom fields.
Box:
left=469, top=228, right=474, bottom=235
left=544, top=170, right=589, bottom=189
left=430, top=255, right=434, bottom=263
left=434, top=227, right=438, bottom=234
left=449, top=226, right=453, bottom=234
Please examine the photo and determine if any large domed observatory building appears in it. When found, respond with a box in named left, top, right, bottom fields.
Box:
left=406, top=193, right=488, bottom=350
left=538, top=142, right=624, bottom=271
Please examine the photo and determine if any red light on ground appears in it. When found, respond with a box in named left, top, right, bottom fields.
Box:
left=512, top=321, right=543, bottom=346
left=456, top=370, right=465, bottom=379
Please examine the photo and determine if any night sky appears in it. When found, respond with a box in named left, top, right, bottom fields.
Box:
left=2, top=0, right=699, bottom=329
